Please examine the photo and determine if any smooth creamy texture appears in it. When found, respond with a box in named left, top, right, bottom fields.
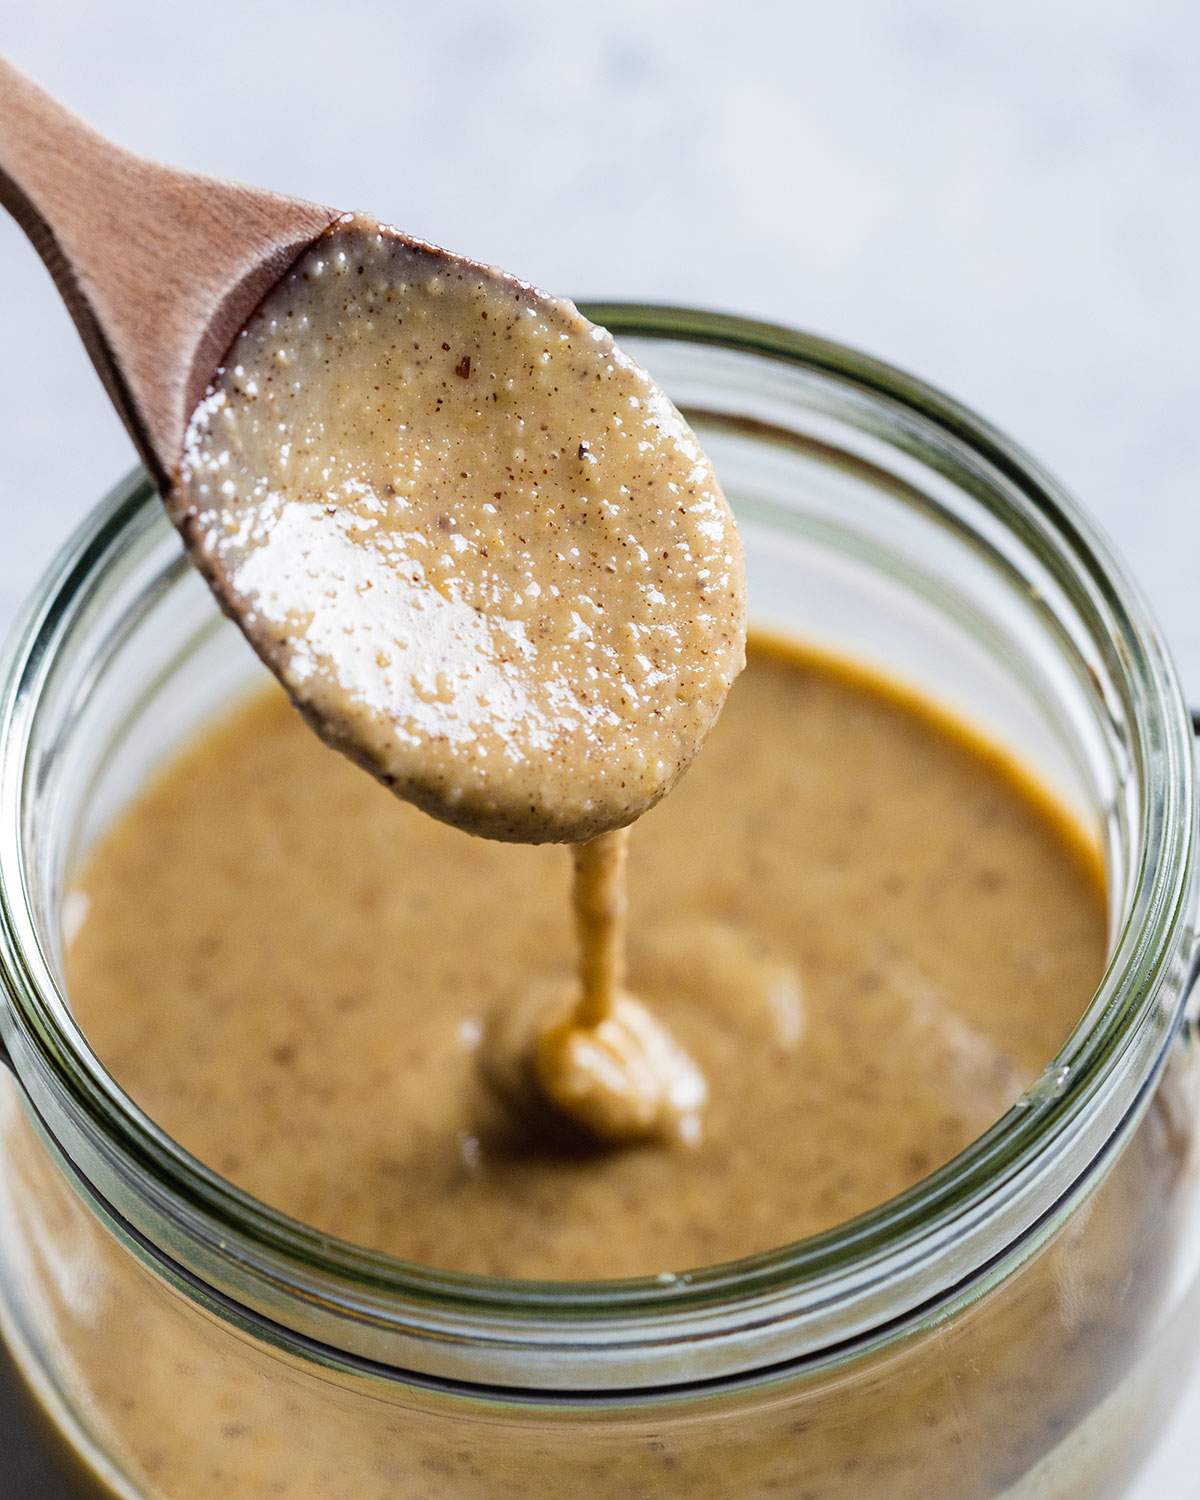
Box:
left=64, top=640, right=1106, bottom=1278
left=528, top=830, right=708, bottom=1144
left=3, top=1072, right=1191, bottom=1500
left=3, top=639, right=1176, bottom=1500
left=170, top=217, right=746, bottom=845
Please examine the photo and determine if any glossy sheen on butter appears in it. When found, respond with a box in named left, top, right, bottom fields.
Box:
left=67, top=642, right=1106, bottom=1279
left=171, top=219, right=746, bottom=842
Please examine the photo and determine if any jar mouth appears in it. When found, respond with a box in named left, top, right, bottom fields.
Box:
left=0, top=306, right=1195, bottom=1390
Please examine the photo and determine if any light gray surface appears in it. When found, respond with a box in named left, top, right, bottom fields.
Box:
left=1, top=2, right=1198, bottom=1493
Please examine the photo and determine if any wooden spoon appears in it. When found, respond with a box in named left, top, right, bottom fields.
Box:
left=0, top=56, right=745, bottom=853
left=0, top=57, right=741, bottom=1144
left=0, top=56, right=339, bottom=491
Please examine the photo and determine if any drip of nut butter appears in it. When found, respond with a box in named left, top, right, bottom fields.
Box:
left=170, top=216, right=746, bottom=1145
left=535, top=831, right=708, bottom=1145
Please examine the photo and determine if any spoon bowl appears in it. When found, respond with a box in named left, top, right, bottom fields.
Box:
left=0, top=58, right=745, bottom=845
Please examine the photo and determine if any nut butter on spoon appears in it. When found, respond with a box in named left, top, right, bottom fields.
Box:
left=0, top=57, right=747, bottom=1145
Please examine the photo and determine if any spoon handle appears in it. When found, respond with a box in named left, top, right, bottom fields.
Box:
left=0, top=56, right=335, bottom=483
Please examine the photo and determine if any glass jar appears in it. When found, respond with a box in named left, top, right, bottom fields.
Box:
left=0, top=308, right=1197, bottom=1499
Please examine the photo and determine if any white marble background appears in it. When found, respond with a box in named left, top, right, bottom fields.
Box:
left=2, top=1, right=1199, bottom=1492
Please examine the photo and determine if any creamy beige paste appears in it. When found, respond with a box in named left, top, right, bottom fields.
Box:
left=64, top=639, right=1105, bottom=1278
left=169, top=217, right=746, bottom=1140
left=4, top=637, right=1184, bottom=1500
left=170, top=217, right=746, bottom=847
left=0, top=153, right=1179, bottom=1500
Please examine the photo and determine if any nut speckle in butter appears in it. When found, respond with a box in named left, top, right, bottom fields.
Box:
left=172, top=217, right=746, bottom=843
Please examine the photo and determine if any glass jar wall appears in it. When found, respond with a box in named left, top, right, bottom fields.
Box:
left=0, top=311, right=1197, bottom=1498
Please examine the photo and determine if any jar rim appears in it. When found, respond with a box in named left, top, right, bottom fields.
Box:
left=0, top=305, right=1195, bottom=1390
